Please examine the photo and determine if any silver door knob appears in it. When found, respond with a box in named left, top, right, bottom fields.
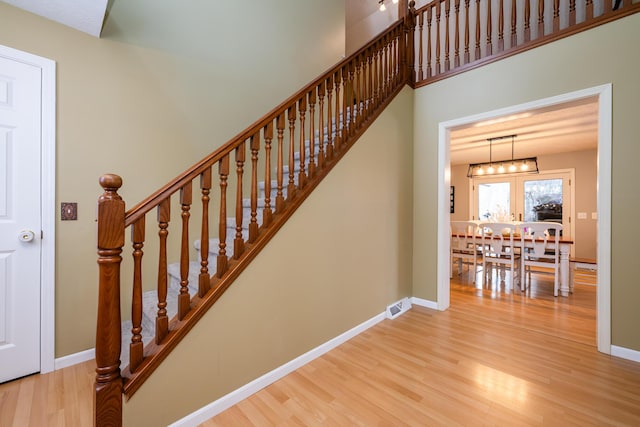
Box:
left=18, top=230, right=35, bottom=242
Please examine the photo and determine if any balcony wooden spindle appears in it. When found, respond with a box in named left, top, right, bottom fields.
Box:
left=234, top=142, right=246, bottom=259
left=129, top=216, right=145, bottom=372
left=391, top=35, right=398, bottom=86
left=498, top=0, right=505, bottom=52
left=263, top=122, right=274, bottom=226
left=349, top=61, right=357, bottom=135
left=435, top=4, right=442, bottom=74
left=249, top=133, right=260, bottom=243
left=427, top=7, right=433, bottom=77
left=538, top=0, right=545, bottom=37
left=486, top=0, right=493, bottom=55
left=325, top=76, right=334, bottom=160
left=332, top=70, right=342, bottom=149
left=317, top=82, right=326, bottom=169
left=366, top=50, right=374, bottom=116
left=217, top=155, right=229, bottom=278
left=198, top=167, right=211, bottom=297
left=298, top=96, right=308, bottom=188
left=454, top=0, right=461, bottom=67
left=586, top=0, right=594, bottom=21
left=390, top=36, right=397, bottom=87
left=418, top=12, right=425, bottom=80
left=155, top=198, right=170, bottom=344
left=95, top=174, right=124, bottom=427
left=178, top=182, right=192, bottom=320
left=553, top=0, right=560, bottom=32
left=275, top=116, right=286, bottom=212
left=371, top=49, right=379, bottom=106
left=341, top=66, right=349, bottom=144
left=383, top=40, right=388, bottom=97
left=353, top=58, right=361, bottom=128
left=464, top=0, right=470, bottom=63
left=307, top=90, right=317, bottom=178
left=569, top=0, right=576, bottom=26
left=379, top=44, right=384, bottom=100
left=524, top=0, right=531, bottom=42
left=475, top=0, right=481, bottom=59
left=287, top=106, right=297, bottom=200
left=445, top=0, right=451, bottom=72
left=511, top=0, right=517, bottom=47
left=603, top=0, right=612, bottom=13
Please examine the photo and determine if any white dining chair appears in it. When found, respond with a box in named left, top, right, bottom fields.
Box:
left=450, top=221, right=481, bottom=281
left=479, top=222, right=521, bottom=291
left=520, top=222, right=563, bottom=296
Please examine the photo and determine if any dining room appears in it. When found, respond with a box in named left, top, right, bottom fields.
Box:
left=444, top=91, right=602, bottom=347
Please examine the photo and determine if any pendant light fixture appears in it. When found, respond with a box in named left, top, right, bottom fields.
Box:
left=467, top=134, right=539, bottom=178
left=378, top=0, right=398, bottom=12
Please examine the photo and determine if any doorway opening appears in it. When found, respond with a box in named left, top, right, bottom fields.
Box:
left=437, top=85, right=612, bottom=354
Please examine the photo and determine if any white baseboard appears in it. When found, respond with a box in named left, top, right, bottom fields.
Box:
left=410, top=297, right=439, bottom=310
left=611, top=345, right=640, bottom=363
left=168, top=311, right=386, bottom=427
left=54, top=348, right=95, bottom=370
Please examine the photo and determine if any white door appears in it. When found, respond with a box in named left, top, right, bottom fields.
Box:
left=0, top=56, right=42, bottom=383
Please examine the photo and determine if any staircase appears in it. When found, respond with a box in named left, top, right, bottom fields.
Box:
left=119, top=130, right=330, bottom=369
left=94, top=1, right=640, bottom=425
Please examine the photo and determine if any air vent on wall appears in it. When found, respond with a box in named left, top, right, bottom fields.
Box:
left=386, top=297, right=411, bottom=319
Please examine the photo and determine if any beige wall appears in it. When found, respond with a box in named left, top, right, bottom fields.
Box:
left=123, top=87, right=415, bottom=426
left=413, top=14, right=640, bottom=350
left=0, top=0, right=345, bottom=357
left=451, top=149, right=598, bottom=259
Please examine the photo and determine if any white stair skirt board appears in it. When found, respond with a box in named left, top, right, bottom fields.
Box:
left=167, top=311, right=387, bottom=427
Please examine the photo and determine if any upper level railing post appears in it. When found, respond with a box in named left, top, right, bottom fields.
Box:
left=405, top=1, right=417, bottom=85
left=95, top=174, right=125, bottom=427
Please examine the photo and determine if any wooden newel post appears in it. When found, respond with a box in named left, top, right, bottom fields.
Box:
left=95, top=174, right=125, bottom=427
left=405, top=1, right=417, bottom=85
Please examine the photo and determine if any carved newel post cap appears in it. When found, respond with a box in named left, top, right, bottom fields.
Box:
left=99, top=174, right=123, bottom=191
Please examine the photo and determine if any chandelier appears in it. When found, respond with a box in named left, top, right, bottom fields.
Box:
left=466, top=134, right=539, bottom=178
left=379, top=0, right=399, bottom=11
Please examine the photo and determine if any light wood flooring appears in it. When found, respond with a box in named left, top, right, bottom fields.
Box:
left=2, top=270, right=640, bottom=426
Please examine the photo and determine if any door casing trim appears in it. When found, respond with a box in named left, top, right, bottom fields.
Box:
left=437, top=84, right=612, bottom=354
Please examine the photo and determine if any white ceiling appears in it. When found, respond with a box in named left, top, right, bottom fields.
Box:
left=450, top=97, right=599, bottom=165
left=1, top=0, right=107, bottom=37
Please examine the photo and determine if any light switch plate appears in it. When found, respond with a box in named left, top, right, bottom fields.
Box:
left=592, top=212, right=598, bottom=220
left=61, top=202, right=78, bottom=220
left=577, top=212, right=587, bottom=219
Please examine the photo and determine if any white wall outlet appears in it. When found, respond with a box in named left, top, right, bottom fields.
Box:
left=592, top=212, right=598, bottom=219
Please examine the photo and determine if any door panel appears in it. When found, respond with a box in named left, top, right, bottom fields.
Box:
left=0, top=56, right=42, bottom=383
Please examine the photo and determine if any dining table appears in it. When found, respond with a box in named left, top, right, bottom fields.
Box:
left=455, top=222, right=574, bottom=296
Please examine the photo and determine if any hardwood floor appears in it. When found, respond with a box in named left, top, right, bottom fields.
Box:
left=2, top=270, right=639, bottom=426
left=0, top=358, right=94, bottom=427
left=204, top=271, right=640, bottom=426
